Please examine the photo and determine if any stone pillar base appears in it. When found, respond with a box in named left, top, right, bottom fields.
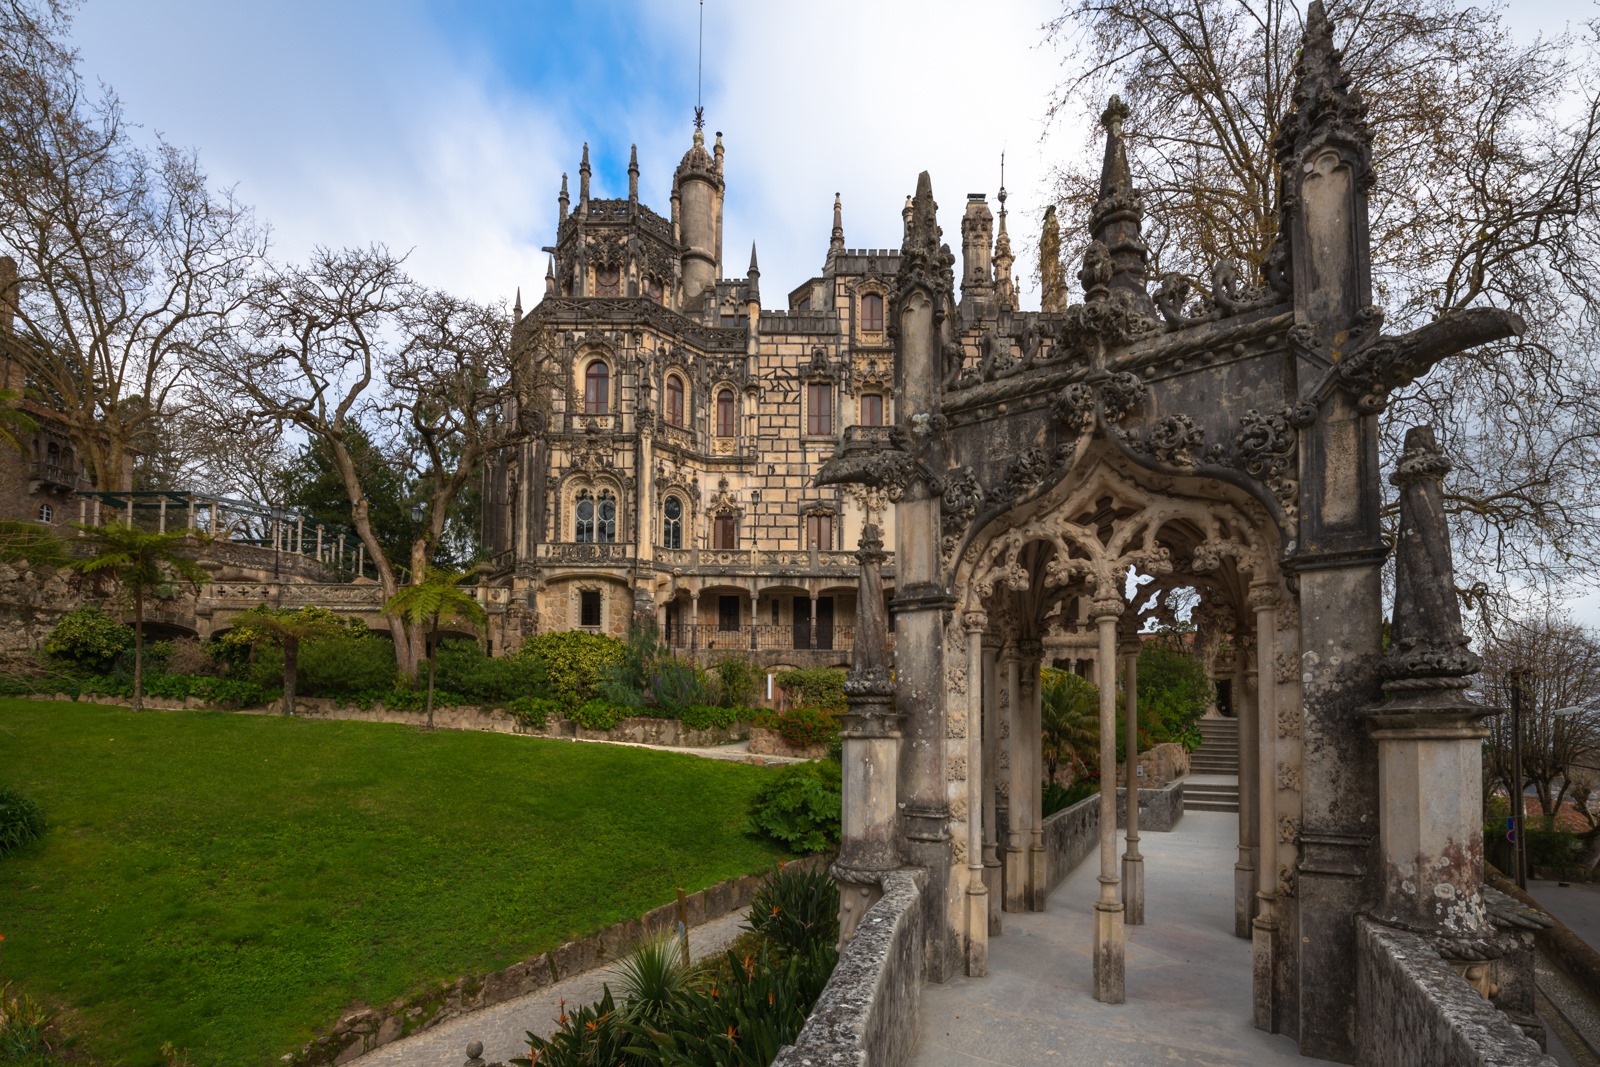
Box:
left=1234, top=861, right=1256, bottom=939
left=1002, top=844, right=1027, bottom=912
left=1028, top=841, right=1047, bottom=911
left=835, top=875, right=884, bottom=950
left=1251, top=911, right=1277, bottom=1031
left=1093, top=900, right=1126, bottom=1003
left=966, top=884, right=989, bottom=977
left=1121, top=854, right=1144, bottom=925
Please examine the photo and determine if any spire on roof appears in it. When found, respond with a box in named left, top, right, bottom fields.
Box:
left=558, top=172, right=569, bottom=225
left=628, top=143, right=639, bottom=202
left=544, top=256, right=556, bottom=296
left=513, top=287, right=522, bottom=318
left=994, top=155, right=1016, bottom=311
left=1087, top=95, right=1151, bottom=313
left=578, top=142, right=591, bottom=216
left=829, top=193, right=845, bottom=264
left=1040, top=204, right=1065, bottom=313
left=747, top=242, right=760, bottom=303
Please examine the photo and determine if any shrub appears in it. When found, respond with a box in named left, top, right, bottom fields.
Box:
left=1527, top=827, right=1585, bottom=868
left=774, top=667, right=846, bottom=710
left=645, top=656, right=712, bottom=713
left=432, top=639, right=548, bottom=703
left=1042, top=778, right=1098, bottom=817
left=165, top=637, right=223, bottom=678
left=506, top=695, right=561, bottom=730
left=43, top=606, right=132, bottom=671
left=745, top=760, right=841, bottom=853
left=516, top=631, right=626, bottom=707
left=746, top=863, right=840, bottom=956
left=569, top=699, right=626, bottom=730
left=712, top=657, right=763, bottom=710
left=753, top=705, right=840, bottom=748
left=0, top=980, right=56, bottom=1064
left=297, top=633, right=398, bottom=697
left=676, top=704, right=740, bottom=730
left=0, top=785, right=46, bottom=857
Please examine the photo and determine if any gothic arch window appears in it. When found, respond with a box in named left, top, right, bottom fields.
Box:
left=716, top=388, right=736, bottom=438
left=46, top=442, right=60, bottom=464
left=574, top=489, right=595, bottom=542
left=713, top=511, right=738, bottom=550
left=596, top=489, right=617, bottom=543
left=860, top=292, right=884, bottom=332
left=859, top=393, right=884, bottom=427
left=584, top=360, right=610, bottom=415
left=666, top=374, right=685, bottom=427
left=806, top=381, right=834, bottom=436
left=646, top=276, right=664, bottom=304
left=662, top=496, right=684, bottom=549
left=595, top=265, right=621, bottom=297
left=37, top=504, right=52, bottom=524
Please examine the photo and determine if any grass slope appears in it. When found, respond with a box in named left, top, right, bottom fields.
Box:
left=0, top=699, right=786, bottom=1065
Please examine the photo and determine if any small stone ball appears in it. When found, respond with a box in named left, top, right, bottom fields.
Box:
left=467, top=1040, right=484, bottom=1059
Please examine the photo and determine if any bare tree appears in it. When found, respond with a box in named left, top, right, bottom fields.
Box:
left=0, top=0, right=264, bottom=492
left=1479, top=607, right=1600, bottom=823
left=197, top=246, right=527, bottom=674
left=1043, top=0, right=1600, bottom=595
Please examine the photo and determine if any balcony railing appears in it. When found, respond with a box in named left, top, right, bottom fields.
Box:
left=28, top=461, right=86, bottom=491
left=662, top=623, right=854, bottom=653
left=536, top=541, right=636, bottom=565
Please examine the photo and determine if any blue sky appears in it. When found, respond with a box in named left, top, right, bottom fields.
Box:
left=66, top=0, right=1597, bottom=311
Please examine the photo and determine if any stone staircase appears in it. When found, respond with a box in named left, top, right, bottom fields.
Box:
left=1187, top=718, right=1240, bottom=813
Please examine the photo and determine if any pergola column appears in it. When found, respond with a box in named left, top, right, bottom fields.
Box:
left=187, top=496, right=197, bottom=531
left=158, top=497, right=168, bottom=533
left=296, top=515, right=304, bottom=554
left=981, top=642, right=1002, bottom=935
left=1120, top=632, right=1144, bottom=925
left=1091, top=593, right=1125, bottom=1003
left=1249, top=581, right=1280, bottom=1030
left=1021, top=637, right=1046, bottom=911
left=809, top=593, right=819, bottom=650
left=1000, top=643, right=1028, bottom=911
left=689, top=591, right=700, bottom=650
left=1235, top=639, right=1260, bottom=938
left=963, top=609, right=989, bottom=977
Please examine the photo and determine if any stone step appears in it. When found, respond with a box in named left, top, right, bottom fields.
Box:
left=1188, top=799, right=1241, bottom=812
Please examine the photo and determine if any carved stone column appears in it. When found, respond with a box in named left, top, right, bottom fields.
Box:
left=1249, top=581, right=1279, bottom=1031
left=835, top=525, right=902, bottom=947
left=1235, top=635, right=1260, bottom=939
left=981, top=643, right=1002, bottom=935
left=1001, top=643, right=1028, bottom=911
left=1120, top=631, right=1145, bottom=925
left=1021, top=637, right=1047, bottom=911
left=1091, top=593, right=1125, bottom=1003
left=964, top=609, right=990, bottom=977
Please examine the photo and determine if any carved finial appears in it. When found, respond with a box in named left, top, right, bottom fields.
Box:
left=513, top=287, right=522, bottom=318
left=1089, top=95, right=1151, bottom=311
left=558, top=172, right=569, bottom=224
left=747, top=242, right=760, bottom=303
left=896, top=171, right=955, bottom=306
left=578, top=142, right=591, bottom=212
left=544, top=256, right=555, bottom=296
left=829, top=192, right=845, bottom=262
left=850, top=523, right=891, bottom=676
left=693, top=104, right=705, bottom=131
left=628, top=143, right=639, bottom=202
left=1040, top=205, right=1066, bottom=313
left=1276, top=0, right=1372, bottom=183
left=713, top=130, right=724, bottom=173
left=1381, top=425, right=1481, bottom=695
left=994, top=155, right=1015, bottom=310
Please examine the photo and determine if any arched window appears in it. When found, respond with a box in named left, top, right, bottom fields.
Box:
left=574, top=489, right=595, bottom=542
left=662, top=497, right=683, bottom=549
left=584, top=361, right=610, bottom=415
left=716, top=388, right=736, bottom=438
left=807, top=382, right=834, bottom=436
left=806, top=512, right=834, bottom=551
left=37, top=504, right=53, bottom=524
left=646, top=276, right=664, bottom=304
left=861, top=293, right=884, bottom=332
left=666, top=375, right=685, bottom=426
left=46, top=442, right=60, bottom=464
left=595, top=266, right=621, bottom=296
left=859, top=393, right=884, bottom=427
left=713, top=512, right=738, bottom=550
left=597, top=489, right=617, bottom=543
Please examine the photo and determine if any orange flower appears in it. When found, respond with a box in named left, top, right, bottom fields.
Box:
left=726, top=1025, right=739, bottom=1042
left=771, top=905, right=781, bottom=916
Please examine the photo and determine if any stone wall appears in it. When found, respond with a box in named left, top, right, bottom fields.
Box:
left=1044, top=793, right=1101, bottom=894
left=1116, top=779, right=1185, bottom=832
left=0, top=561, right=81, bottom=654
left=1354, top=918, right=1555, bottom=1067
left=772, top=868, right=926, bottom=1067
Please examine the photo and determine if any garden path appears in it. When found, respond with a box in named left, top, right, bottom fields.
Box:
left=348, top=907, right=753, bottom=1066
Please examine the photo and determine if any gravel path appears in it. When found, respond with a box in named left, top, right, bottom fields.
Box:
left=348, top=910, right=752, bottom=1067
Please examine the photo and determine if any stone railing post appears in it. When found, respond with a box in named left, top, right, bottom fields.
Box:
left=963, top=608, right=989, bottom=977
left=1091, top=592, right=1126, bottom=1003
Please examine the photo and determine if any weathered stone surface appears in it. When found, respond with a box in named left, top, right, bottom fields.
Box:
left=1355, top=918, right=1555, bottom=1066
left=1115, top=780, right=1185, bottom=833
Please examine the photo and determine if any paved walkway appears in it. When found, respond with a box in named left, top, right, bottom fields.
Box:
left=911, top=810, right=1324, bottom=1066
left=350, top=909, right=752, bottom=1066
left=1529, top=879, right=1600, bottom=952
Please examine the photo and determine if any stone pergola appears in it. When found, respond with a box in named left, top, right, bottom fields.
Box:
left=818, top=4, right=1530, bottom=1061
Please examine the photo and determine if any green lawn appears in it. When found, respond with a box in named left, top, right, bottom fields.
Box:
left=0, top=699, right=788, bottom=1066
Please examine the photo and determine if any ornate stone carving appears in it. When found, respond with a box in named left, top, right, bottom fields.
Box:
left=1274, top=649, right=1298, bottom=685
left=1051, top=382, right=1095, bottom=433
left=1054, top=292, right=1158, bottom=365
left=896, top=171, right=956, bottom=309
left=1099, top=372, right=1147, bottom=422
left=1235, top=408, right=1300, bottom=518
left=1145, top=414, right=1206, bottom=468
left=1278, top=765, right=1301, bottom=793
left=1277, top=702, right=1301, bottom=739
left=940, top=467, right=984, bottom=559
left=1278, top=813, right=1301, bottom=845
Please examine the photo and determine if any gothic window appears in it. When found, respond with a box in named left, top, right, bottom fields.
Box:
left=37, top=504, right=52, bottom=523
left=807, top=382, right=834, bottom=436
left=595, top=266, right=621, bottom=296
left=580, top=590, right=602, bottom=627
left=859, top=393, right=884, bottom=427
left=46, top=442, right=60, bottom=464
left=806, top=512, right=834, bottom=551
left=597, top=490, right=617, bottom=543
left=860, top=293, right=884, bottom=332
left=574, top=489, right=595, bottom=542
left=662, top=496, right=683, bottom=549
left=646, top=276, right=664, bottom=303
left=584, top=360, right=610, bottom=415
left=716, top=388, right=736, bottom=438
left=666, top=374, right=685, bottom=426
left=713, top=512, right=737, bottom=550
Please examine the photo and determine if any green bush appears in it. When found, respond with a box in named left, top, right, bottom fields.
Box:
left=1042, top=778, right=1098, bottom=817
left=753, top=705, right=840, bottom=748
left=297, top=633, right=397, bottom=697
left=774, top=667, right=847, bottom=711
left=1527, top=827, right=1585, bottom=868
left=745, top=761, right=841, bottom=853
left=506, top=695, right=561, bottom=730
left=712, top=657, right=763, bottom=709
left=1133, top=644, right=1213, bottom=752
left=516, top=631, right=627, bottom=707
left=432, top=639, right=548, bottom=703
left=569, top=699, right=626, bottom=730
left=73, top=672, right=276, bottom=709
left=0, top=785, right=46, bottom=857
left=645, top=655, right=712, bottom=713
left=677, top=704, right=740, bottom=730
left=745, top=863, right=839, bottom=956
left=43, top=606, right=133, bottom=671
